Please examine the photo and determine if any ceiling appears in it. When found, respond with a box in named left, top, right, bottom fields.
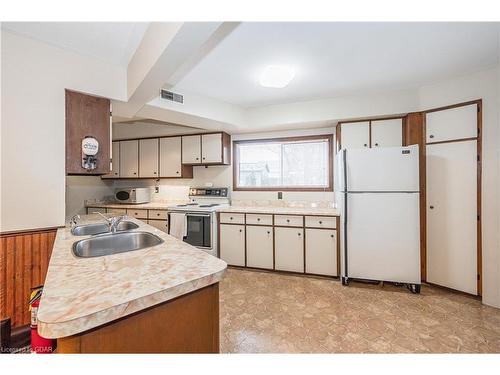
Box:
left=2, top=22, right=149, bottom=66
left=173, top=22, right=500, bottom=107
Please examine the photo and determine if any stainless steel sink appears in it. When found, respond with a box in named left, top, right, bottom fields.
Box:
left=71, top=221, right=139, bottom=236
left=72, top=231, right=164, bottom=258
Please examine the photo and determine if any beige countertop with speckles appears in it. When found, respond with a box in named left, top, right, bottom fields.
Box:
left=37, top=214, right=227, bottom=339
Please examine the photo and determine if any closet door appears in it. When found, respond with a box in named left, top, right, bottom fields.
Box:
left=339, top=122, right=370, bottom=149
left=371, top=119, right=402, bottom=147
left=426, top=139, right=477, bottom=295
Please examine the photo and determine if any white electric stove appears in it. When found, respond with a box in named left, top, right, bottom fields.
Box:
left=169, top=187, right=230, bottom=257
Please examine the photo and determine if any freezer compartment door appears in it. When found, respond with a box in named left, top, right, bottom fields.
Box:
left=346, top=145, right=419, bottom=192
left=345, top=192, right=420, bottom=284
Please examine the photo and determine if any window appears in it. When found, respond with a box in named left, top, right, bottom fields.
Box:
left=233, top=135, right=333, bottom=191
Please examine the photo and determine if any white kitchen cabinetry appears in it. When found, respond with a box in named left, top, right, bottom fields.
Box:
left=220, top=224, right=246, bottom=266
left=246, top=225, right=273, bottom=269
left=274, top=227, right=304, bottom=273
left=201, top=133, right=222, bottom=163
left=339, top=121, right=370, bottom=149
left=181, top=135, right=202, bottom=164
left=102, top=141, right=120, bottom=178
left=120, top=140, right=139, bottom=178
left=371, top=119, right=402, bottom=147
left=159, top=137, right=182, bottom=177
left=139, top=138, right=159, bottom=178
left=426, top=104, right=477, bottom=143
left=305, top=229, right=337, bottom=276
left=426, top=139, right=478, bottom=295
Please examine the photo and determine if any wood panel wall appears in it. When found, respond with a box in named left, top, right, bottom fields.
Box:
left=0, top=229, right=57, bottom=328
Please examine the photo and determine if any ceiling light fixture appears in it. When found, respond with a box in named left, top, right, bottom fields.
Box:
left=259, top=65, right=295, bottom=88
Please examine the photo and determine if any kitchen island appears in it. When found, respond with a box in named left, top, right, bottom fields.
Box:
left=37, top=215, right=227, bottom=353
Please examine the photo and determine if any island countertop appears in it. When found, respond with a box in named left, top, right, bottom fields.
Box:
left=37, top=215, right=227, bottom=339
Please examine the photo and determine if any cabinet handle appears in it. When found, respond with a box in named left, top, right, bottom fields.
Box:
left=319, top=221, right=322, bottom=224
left=375, top=143, right=379, bottom=147
left=230, top=217, right=233, bottom=220
left=176, top=171, right=179, bottom=174
left=157, top=213, right=160, bottom=216
left=257, top=218, right=260, bottom=221
left=298, top=232, right=301, bottom=236
left=364, top=144, right=368, bottom=147
left=430, top=205, right=434, bottom=209
left=196, top=157, right=199, bottom=160
left=267, top=231, right=270, bottom=234
left=286, top=219, right=290, bottom=223
left=133, top=172, right=137, bottom=175
left=202, top=157, right=206, bottom=160
left=429, top=135, right=434, bottom=139
left=239, top=229, right=242, bottom=233
left=330, top=234, right=334, bottom=238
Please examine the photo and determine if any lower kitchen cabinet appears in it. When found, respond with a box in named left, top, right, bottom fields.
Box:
left=246, top=225, right=273, bottom=269
left=148, top=219, right=168, bottom=233
left=275, top=227, right=304, bottom=273
left=305, top=228, right=337, bottom=276
left=220, top=224, right=245, bottom=266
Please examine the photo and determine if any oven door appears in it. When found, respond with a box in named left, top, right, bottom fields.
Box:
left=184, top=213, right=212, bottom=249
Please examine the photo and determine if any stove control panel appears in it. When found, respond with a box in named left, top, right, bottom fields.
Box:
left=189, top=187, right=229, bottom=197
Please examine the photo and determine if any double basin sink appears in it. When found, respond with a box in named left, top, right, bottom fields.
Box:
left=71, top=221, right=163, bottom=258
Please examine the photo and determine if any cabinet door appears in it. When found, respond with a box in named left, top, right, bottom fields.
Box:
left=139, top=138, right=159, bottom=178
left=102, top=141, right=120, bottom=178
left=426, top=104, right=477, bottom=143
left=148, top=219, right=168, bottom=233
left=246, top=225, right=273, bottom=269
left=426, top=140, right=477, bottom=295
left=220, top=224, right=245, bottom=266
left=275, top=227, right=304, bottom=273
left=305, top=229, right=337, bottom=276
left=182, top=135, right=201, bottom=164
left=159, top=137, right=182, bottom=177
left=201, top=133, right=222, bottom=164
left=371, top=119, right=402, bottom=147
left=339, top=122, right=370, bottom=149
left=120, top=140, right=139, bottom=178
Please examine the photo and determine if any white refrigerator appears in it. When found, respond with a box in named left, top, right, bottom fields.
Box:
left=337, top=145, right=421, bottom=293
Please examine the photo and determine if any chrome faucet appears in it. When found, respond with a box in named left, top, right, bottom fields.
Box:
left=70, top=214, right=81, bottom=228
left=93, top=212, right=126, bottom=233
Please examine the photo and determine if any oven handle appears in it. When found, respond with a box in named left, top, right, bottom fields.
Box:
left=184, top=213, right=212, bottom=218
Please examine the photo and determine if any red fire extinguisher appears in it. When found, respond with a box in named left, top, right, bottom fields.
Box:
left=29, top=286, right=56, bottom=353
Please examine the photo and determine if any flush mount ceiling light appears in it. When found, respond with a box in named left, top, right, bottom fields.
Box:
left=259, top=65, right=295, bottom=88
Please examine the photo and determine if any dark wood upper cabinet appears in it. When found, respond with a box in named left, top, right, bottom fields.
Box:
left=65, top=90, right=111, bottom=175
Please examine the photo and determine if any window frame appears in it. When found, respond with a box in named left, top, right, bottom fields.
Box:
left=232, top=134, right=334, bottom=192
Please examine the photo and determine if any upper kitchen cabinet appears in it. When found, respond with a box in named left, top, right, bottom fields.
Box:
left=139, top=138, right=159, bottom=178
left=425, top=104, right=478, bottom=143
left=120, top=140, right=139, bottom=178
left=160, top=137, right=193, bottom=178
left=102, top=141, right=120, bottom=179
left=338, top=121, right=370, bottom=149
left=338, top=118, right=404, bottom=150
left=371, top=119, right=403, bottom=147
left=182, top=132, right=231, bottom=165
left=65, top=90, right=111, bottom=175
left=182, top=135, right=202, bottom=164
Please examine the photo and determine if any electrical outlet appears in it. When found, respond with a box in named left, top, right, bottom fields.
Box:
left=278, top=192, right=283, bottom=199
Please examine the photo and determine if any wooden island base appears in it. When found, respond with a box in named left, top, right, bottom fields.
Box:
left=57, top=284, right=220, bottom=353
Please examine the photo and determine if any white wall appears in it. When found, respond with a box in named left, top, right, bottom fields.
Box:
left=417, top=68, right=500, bottom=309
left=1, top=30, right=127, bottom=232
left=65, top=176, right=114, bottom=218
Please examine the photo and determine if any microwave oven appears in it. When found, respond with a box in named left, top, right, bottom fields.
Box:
left=114, top=188, right=151, bottom=204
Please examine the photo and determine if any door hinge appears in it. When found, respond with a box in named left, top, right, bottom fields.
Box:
left=477, top=214, right=480, bottom=221
left=477, top=274, right=481, bottom=281
left=477, top=154, right=480, bottom=162
left=110, top=111, right=113, bottom=116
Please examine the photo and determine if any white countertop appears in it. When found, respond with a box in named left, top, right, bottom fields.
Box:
left=37, top=215, right=227, bottom=339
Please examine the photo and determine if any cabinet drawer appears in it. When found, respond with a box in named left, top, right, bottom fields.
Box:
left=305, top=216, right=336, bottom=229
left=127, top=209, right=148, bottom=219
left=274, top=215, right=303, bottom=227
left=220, top=213, right=245, bottom=224
left=107, top=208, right=127, bottom=215
left=148, top=210, right=168, bottom=220
left=246, top=214, right=273, bottom=226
